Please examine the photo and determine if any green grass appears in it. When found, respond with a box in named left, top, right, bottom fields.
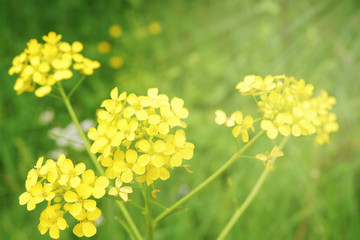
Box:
left=1, top=0, right=359, bottom=239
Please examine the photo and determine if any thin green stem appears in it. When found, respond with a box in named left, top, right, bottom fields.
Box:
left=47, top=93, right=63, bottom=100
left=57, top=82, right=142, bottom=240
left=150, top=200, right=169, bottom=211
left=116, top=201, right=143, bottom=240
left=57, top=82, right=103, bottom=175
left=153, top=130, right=265, bottom=226
left=114, top=216, right=136, bottom=240
left=144, top=185, right=154, bottom=240
left=217, top=168, right=269, bottom=240
left=216, top=136, right=290, bottom=240
left=68, top=75, right=86, bottom=99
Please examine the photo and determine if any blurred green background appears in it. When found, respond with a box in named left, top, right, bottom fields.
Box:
left=1, top=0, right=359, bottom=239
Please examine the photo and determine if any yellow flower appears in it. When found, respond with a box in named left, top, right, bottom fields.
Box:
left=235, top=75, right=262, bottom=95
left=89, top=87, right=194, bottom=186
left=137, top=139, right=168, bottom=168
left=19, top=182, right=47, bottom=211
left=108, top=177, right=133, bottom=201
left=118, top=119, right=138, bottom=141
left=38, top=204, right=68, bottom=239
left=57, top=155, right=86, bottom=188
left=136, top=165, right=170, bottom=185
left=231, top=111, right=254, bottom=142
left=9, top=32, right=100, bottom=97
left=88, top=122, right=123, bottom=157
left=109, top=56, right=124, bottom=69
left=255, top=146, right=284, bottom=170
left=215, top=110, right=235, bottom=127
left=215, top=110, right=254, bottom=142
left=140, top=88, right=170, bottom=108
left=81, top=169, right=109, bottom=198
left=64, top=183, right=97, bottom=217
left=109, top=24, right=122, bottom=38
left=73, top=207, right=101, bottom=237
left=19, top=154, right=106, bottom=239
left=73, top=57, right=100, bottom=75
left=218, top=75, right=338, bottom=144
left=97, top=41, right=111, bottom=54
left=149, top=21, right=162, bottom=35
left=235, top=75, right=338, bottom=143
left=260, top=113, right=292, bottom=139
left=165, top=130, right=195, bottom=167
left=256, top=146, right=284, bottom=162
left=119, top=149, right=146, bottom=183
left=124, top=93, right=149, bottom=120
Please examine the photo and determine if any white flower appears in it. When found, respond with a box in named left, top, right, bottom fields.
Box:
left=49, top=120, right=94, bottom=150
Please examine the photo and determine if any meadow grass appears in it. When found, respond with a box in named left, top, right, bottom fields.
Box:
left=1, top=0, right=359, bottom=239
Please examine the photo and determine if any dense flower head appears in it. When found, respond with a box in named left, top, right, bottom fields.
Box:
left=88, top=87, right=195, bottom=186
left=216, top=75, right=338, bottom=144
left=9, top=32, right=100, bottom=97
left=19, top=154, right=109, bottom=239
left=237, top=75, right=338, bottom=143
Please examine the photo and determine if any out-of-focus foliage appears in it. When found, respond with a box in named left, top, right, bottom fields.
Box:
left=1, top=0, right=359, bottom=239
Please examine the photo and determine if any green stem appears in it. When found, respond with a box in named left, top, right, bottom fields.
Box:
left=68, top=75, right=86, bottom=99
left=114, top=216, right=136, bottom=240
left=57, top=82, right=103, bottom=175
left=217, top=168, right=269, bottom=240
left=144, top=185, right=154, bottom=240
left=116, top=201, right=143, bottom=240
left=57, top=82, right=142, bottom=240
left=216, top=136, right=289, bottom=240
left=153, top=130, right=265, bottom=226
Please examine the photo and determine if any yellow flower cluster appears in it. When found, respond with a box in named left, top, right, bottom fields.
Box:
left=236, top=75, right=339, bottom=144
left=19, top=154, right=109, bottom=239
left=215, top=110, right=254, bottom=142
left=9, top=32, right=100, bottom=97
left=88, top=87, right=195, bottom=186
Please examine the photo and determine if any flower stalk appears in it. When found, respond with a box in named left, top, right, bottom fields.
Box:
left=57, top=82, right=103, bottom=175
left=144, top=185, right=154, bottom=240
left=153, top=130, right=265, bottom=226
left=57, top=82, right=143, bottom=240
left=217, top=136, right=290, bottom=240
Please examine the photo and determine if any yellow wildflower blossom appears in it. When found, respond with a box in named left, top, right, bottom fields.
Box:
left=64, top=183, right=97, bottom=217
left=81, top=169, right=109, bottom=199
left=234, top=75, right=338, bottom=143
left=255, top=146, right=284, bottom=162
left=108, top=177, right=133, bottom=201
left=57, top=156, right=86, bottom=188
left=38, top=204, right=68, bottom=239
left=9, top=32, right=100, bottom=97
left=19, top=154, right=107, bottom=239
left=88, top=87, right=194, bottom=186
left=215, top=110, right=255, bottom=143
left=73, top=207, right=101, bottom=237
left=231, top=111, right=254, bottom=142
left=256, top=146, right=284, bottom=170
